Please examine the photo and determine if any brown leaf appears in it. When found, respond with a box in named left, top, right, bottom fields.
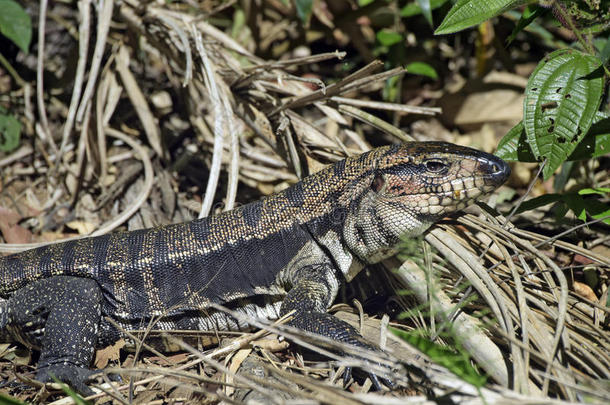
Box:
left=573, top=281, right=598, bottom=302
left=0, top=206, right=32, bottom=244
left=94, top=339, right=126, bottom=369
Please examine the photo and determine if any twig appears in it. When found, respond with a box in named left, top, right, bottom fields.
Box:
left=36, top=0, right=55, bottom=153
left=192, top=27, right=225, bottom=218
left=76, top=0, right=113, bottom=122
left=56, top=0, right=91, bottom=165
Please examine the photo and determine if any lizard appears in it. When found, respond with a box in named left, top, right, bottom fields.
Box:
left=0, top=141, right=510, bottom=395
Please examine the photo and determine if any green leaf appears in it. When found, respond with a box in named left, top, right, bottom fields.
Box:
left=390, top=327, right=487, bottom=387
left=0, top=0, right=32, bottom=53
left=568, top=113, right=610, bottom=160
left=416, top=0, right=433, bottom=25
left=376, top=29, right=403, bottom=46
left=496, top=121, right=537, bottom=162
left=514, top=194, right=563, bottom=214
left=435, top=0, right=524, bottom=35
left=295, top=0, right=314, bottom=25
left=0, top=113, right=21, bottom=152
left=498, top=112, right=610, bottom=163
left=506, top=5, right=547, bottom=46
left=401, top=0, right=448, bottom=17
left=406, top=61, right=438, bottom=79
left=358, top=0, right=376, bottom=5
left=599, top=35, right=610, bottom=64
left=579, top=187, right=610, bottom=196
left=515, top=191, right=610, bottom=225
left=523, top=49, right=604, bottom=179
left=563, top=193, right=610, bottom=225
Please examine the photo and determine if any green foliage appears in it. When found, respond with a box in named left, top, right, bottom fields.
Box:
left=497, top=112, right=610, bottom=162
left=0, top=0, right=32, bottom=53
left=514, top=188, right=610, bottom=225
left=406, top=61, right=438, bottom=79
left=390, top=327, right=488, bottom=387
left=415, top=0, right=434, bottom=26
left=435, top=0, right=609, bottom=226
left=294, top=0, right=314, bottom=25
left=401, top=0, right=448, bottom=18
left=523, top=49, right=603, bottom=180
left=434, top=0, right=524, bottom=35
left=506, top=4, right=548, bottom=45
left=0, top=112, right=21, bottom=152
left=376, top=29, right=403, bottom=46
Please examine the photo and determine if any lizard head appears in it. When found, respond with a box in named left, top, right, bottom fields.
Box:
left=342, top=142, right=510, bottom=272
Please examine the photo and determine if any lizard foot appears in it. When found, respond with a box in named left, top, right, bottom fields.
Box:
left=36, top=363, right=97, bottom=396
left=343, top=365, right=397, bottom=391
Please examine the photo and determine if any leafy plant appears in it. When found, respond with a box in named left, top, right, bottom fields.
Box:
left=390, top=327, right=488, bottom=387
left=436, top=0, right=610, bottom=224
left=0, top=109, right=21, bottom=153
left=0, top=0, right=31, bottom=53
left=0, top=0, right=31, bottom=154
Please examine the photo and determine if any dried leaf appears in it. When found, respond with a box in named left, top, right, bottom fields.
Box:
left=94, top=339, right=126, bottom=369
left=572, top=281, right=598, bottom=302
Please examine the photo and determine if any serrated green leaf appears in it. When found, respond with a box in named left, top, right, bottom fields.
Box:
left=405, top=62, right=438, bottom=79
left=524, top=49, right=604, bottom=179
left=499, top=112, right=610, bottom=162
left=0, top=0, right=31, bottom=53
left=0, top=113, right=21, bottom=152
left=435, top=0, right=524, bottom=35
left=401, top=0, right=449, bottom=17
left=295, top=0, right=314, bottom=25
left=376, top=29, right=403, bottom=46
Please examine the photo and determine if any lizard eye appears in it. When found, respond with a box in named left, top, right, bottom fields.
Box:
left=425, top=160, right=447, bottom=173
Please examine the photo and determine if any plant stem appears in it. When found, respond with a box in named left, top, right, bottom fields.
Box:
left=0, top=52, right=27, bottom=88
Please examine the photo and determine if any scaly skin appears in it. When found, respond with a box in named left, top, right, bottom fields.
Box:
left=0, top=142, right=510, bottom=394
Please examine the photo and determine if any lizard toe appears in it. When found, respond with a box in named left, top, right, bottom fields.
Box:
left=343, top=366, right=352, bottom=387
left=368, top=370, right=396, bottom=391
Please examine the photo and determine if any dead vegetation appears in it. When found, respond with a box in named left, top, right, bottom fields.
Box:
left=0, top=1, right=608, bottom=404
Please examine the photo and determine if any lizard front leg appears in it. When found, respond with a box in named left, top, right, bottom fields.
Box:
left=8, top=276, right=102, bottom=395
left=279, top=265, right=394, bottom=389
